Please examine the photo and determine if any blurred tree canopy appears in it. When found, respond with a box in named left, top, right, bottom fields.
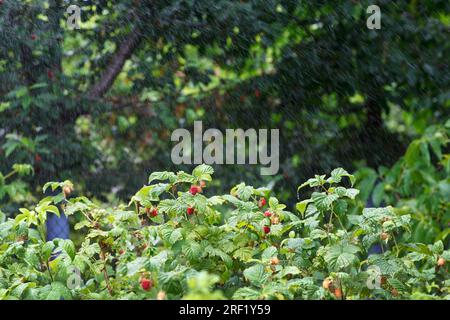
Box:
left=0, top=0, right=449, bottom=204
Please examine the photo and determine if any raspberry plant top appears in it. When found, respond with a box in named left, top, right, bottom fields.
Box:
left=0, top=165, right=448, bottom=300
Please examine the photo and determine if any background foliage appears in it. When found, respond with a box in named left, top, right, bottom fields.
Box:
left=1, top=0, right=448, bottom=202
left=0, top=166, right=448, bottom=300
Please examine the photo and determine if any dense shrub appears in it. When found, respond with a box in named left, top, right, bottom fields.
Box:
left=0, top=165, right=448, bottom=300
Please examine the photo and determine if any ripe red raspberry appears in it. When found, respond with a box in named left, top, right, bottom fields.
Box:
left=263, top=226, right=270, bottom=234
left=264, top=211, right=272, bottom=217
left=47, top=70, right=54, bottom=79
left=187, top=207, right=195, bottom=215
left=31, top=34, right=37, bottom=41
left=149, top=208, right=158, bottom=217
left=189, top=185, right=200, bottom=195
left=140, top=278, right=153, bottom=291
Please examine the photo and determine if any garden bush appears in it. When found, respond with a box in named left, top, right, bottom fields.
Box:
left=0, top=165, right=448, bottom=300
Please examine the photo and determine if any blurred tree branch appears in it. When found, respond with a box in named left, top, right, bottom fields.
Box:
left=87, top=27, right=143, bottom=99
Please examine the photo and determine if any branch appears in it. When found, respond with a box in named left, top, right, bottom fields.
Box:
left=87, top=27, right=143, bottom=99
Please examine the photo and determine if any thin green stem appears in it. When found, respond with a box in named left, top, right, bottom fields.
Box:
left=3, top=170, right=17, bottom=180
left=392, top=233, right=400, bottom=257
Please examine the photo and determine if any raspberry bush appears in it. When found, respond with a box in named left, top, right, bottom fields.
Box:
left=0, top=165, right=448, bottom=300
